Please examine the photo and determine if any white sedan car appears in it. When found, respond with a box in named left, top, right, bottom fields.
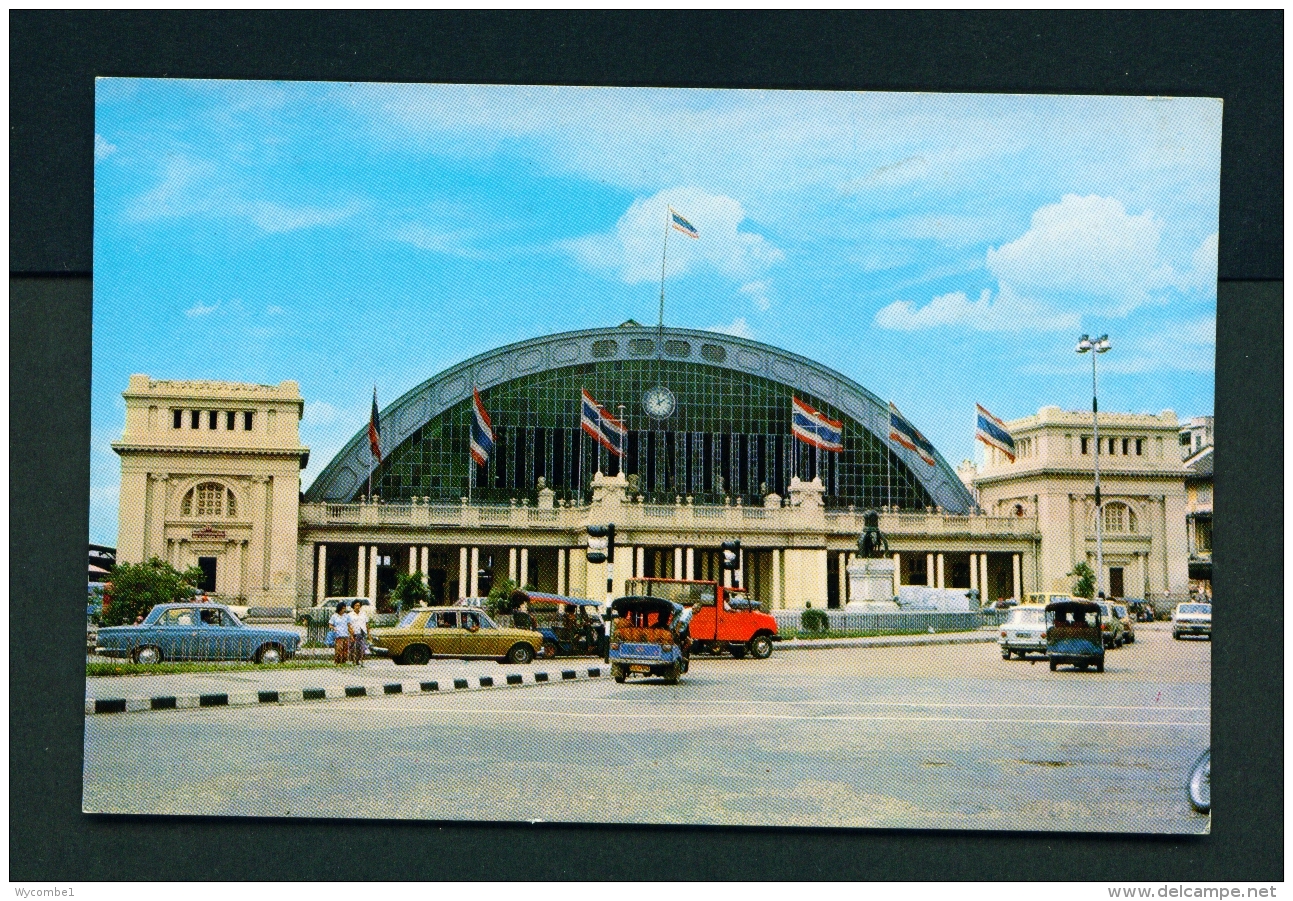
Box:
left=999, top=605, right=1048, bottom=659
left=1172, top=602, right=1212, bottom=640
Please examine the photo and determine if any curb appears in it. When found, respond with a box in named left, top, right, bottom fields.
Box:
left=775, top=632, right=996, bottom=651
left=85, top=665, right=607, bottom=716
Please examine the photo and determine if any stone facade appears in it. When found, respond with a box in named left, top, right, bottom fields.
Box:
left=113, top=375, right=309, bottom=606
left=973, top=405, right=1190, bottom=600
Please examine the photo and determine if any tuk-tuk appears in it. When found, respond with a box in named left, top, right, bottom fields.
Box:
left=607, top=596, right=691, bottom=684
left=509, top=590, right=604, bottom=658
left=1045, top=599, right=1105, bottom=672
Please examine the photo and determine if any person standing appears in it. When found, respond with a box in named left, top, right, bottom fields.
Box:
left=349, top=599, right=370, bottom=666
left=329, top=601, right=350, bottom=666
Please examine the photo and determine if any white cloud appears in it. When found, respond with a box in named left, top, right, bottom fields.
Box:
left=986, top=194, right=1173, bottom=312
left=707, top=317, right=755, bottom=339
left=1173, top=232, right=1219, bottom=294
left=124, top=154, right=361, bottom=234
left=389, top=222, right=488, bottom=259
left=739, top=280, right=772, bottom=311
left=566, top=187, right=782, bottom=285
left=94, top=134, right=117, bottom=161
left=303, top=400, right=340, bottom=426
left=184, top=300, right=221, bottom=317
left=265, top=305, right=285, bottom=316
left=874, top=285, right=1079, bottom=333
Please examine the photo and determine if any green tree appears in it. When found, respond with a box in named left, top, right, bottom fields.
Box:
left=1068, top=562, right=1096, bottom=599
left=102, top=557, right=204, bottom=627
left=389, top=572, right=430, bottom=615
left=485, top=577, right=519, bottom=620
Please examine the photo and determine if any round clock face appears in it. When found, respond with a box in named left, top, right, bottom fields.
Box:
left=643, top=385, right=676, bottom=419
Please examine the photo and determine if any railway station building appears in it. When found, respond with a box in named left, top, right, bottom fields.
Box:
left=112, top=324, right=1195, bottom=611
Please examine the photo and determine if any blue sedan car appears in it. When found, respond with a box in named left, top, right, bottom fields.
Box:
left=95, top=603, right=300, bottom=664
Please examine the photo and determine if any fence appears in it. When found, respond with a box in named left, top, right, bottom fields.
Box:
left=773, top=609, right=1002, bottom=634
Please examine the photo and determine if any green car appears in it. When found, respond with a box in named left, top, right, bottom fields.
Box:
left=371, top=606, right=544, bottom=665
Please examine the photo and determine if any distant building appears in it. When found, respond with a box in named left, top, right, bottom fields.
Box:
left=88, top=544, right=115, bottom=582
left=1180, top=417, right=1213, bottom=596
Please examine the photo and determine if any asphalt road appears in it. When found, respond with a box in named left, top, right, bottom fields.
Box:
left=82, top=624, right=1210, bottom=833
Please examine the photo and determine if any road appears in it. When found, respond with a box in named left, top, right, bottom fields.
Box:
left=83, top=624, right=1210, bottom=833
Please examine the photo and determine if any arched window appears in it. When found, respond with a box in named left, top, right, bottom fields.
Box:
left=181, top=482, right=237, bottom=517
left=1101, top=502, right=1136, bottom=534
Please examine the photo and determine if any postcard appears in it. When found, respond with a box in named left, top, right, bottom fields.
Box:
left=85, top=79, right=1218, bottom=832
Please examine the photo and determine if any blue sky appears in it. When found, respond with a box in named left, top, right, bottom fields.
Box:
left=91, top=79, right=1220, bottom=544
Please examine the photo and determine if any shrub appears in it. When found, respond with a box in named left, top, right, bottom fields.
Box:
left=389, top=572, right=430, bottom=615
left=1068, top=562, right=1096, bottom=599
left=485, top=578, right=519, bottom=620
left=800, top=607, right=829, bottom=633
left=101, top=558, right=204, bottom=627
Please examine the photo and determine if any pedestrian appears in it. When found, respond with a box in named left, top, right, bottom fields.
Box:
left=349, top=599, right=369, bottom=666
left=329, top=601, right=350, bottom=666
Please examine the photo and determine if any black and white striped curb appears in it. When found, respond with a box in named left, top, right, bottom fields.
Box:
left=86, top=666, right=607, bottom=715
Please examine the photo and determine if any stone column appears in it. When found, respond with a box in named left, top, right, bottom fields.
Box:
left=926, top=553, right=935, bottom=588
left=737, top=548, right=745, bottom=590
left=936, top=553, right=946, bottom=589
left=557, top=548, right=567, bottom=595
left=469, top=547, right=480, bottom=597
left=892, top=552, right=902, bottom=595
left=315, top=544, right=327, bottom=603
left=837, top=552, right=846, bottom=602
left=772, top=548, right=783, bottom=609
left=969, top=553, right=978, bottom=592
left=685, top=547, right=695, bottom=580
left=674, top=547, right=683, bottom=579
left=508, top=547, right=518, bottom=583
left=458, top=547, right=468, bottom=599
left=520, top=548, right=529, bottom=588
left=368, top=545, right=379, bottom=603
left=408, top=546, right=418, bottom=575
left=1012, top=553, right=1022, bottom=600
left=357, top=545, right=367, bottom=597
left=635, top=546, right=645, bottom=579
left=420, top=546, right=429, bottom=575
left=979, top=553, right=990, bottom=603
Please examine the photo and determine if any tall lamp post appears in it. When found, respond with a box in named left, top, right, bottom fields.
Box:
left=1076, top=333, right=1111, bottom=597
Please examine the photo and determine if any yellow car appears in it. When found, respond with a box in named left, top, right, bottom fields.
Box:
left=371, top=606, right=544, bottom=665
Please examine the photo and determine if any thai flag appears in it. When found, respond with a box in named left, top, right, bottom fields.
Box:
left=368, top=388, right=382, bottom=463
left=469, top=388, right=495, bottom=467
left=670, top=207, right=699, bottom=239
left=580, top=389, right=625, bottom=457
left=791, top=397, right=844, bottom=453
left=975, top=403, right=1016, bottom=462
left=888, top=402, right=936, bottom=466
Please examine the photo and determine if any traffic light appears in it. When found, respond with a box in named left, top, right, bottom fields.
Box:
left=587, top=524, right=615, bottom=564
left=721, top=539, right=741, bottom=570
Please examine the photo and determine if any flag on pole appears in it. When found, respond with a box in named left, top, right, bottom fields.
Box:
left=580, top=389, right=626, bottom=457
left=790, top=397, right=844, bottom=452
left=888, top=402, right=936, bottom=466
left=470, top=388, right=496, bottom=467
left=975, top=403, right=1017, bottom=462
left=669, top=207, right=699, bottom=239
left=368, top=388, right=382, bottom=463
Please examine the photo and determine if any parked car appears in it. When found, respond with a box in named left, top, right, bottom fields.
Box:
left=1027, top=592, right=1074, bottom=607
left=998, top=604, right=1048, bottom=659
left=1128, top=600, right=1157, bottom=622
left=372, top=606, right=543, bottom=665
left=95, top=603, right=300, bottom=664
left=1172, top=602, right=1212, bottom=640
left=1094, top=600, right=1126, bottom=648
left=1113, top=603, right=1135, bottom=644
left=1045, top=599, right=1105, bottom=673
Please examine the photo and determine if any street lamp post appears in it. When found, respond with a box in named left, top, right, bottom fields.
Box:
left=1076, top=333, right=1111, bottom=597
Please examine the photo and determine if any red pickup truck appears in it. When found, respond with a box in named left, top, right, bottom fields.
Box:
left=624, top=578, right=779, bottom=659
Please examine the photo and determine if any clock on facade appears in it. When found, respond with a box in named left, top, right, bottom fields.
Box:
left=642, top=385, right=676, bottom=420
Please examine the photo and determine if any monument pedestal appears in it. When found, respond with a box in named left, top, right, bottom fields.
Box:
left=845, top=557, right=899, bottom=611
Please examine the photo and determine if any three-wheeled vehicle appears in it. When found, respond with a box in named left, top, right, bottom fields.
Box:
left=509, top=590, right=604, bottom=658
left=607, top=595, right=691, bottom=684
left=1045, top=599, right=1105, bottom=672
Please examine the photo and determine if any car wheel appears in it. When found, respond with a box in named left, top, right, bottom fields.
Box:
left=612, top=664, right=627, bottom=684
left=403, top=645, right=432, bottom=666
left=255, top=644, right=284, bottom=664
left=662, top=663, right=681, bottom=685
left=729, top=645, right=747, bottom=660
left=1173, top=631, right=1181, bottom=640
left=541, top=640, right=558, bottom=659
left=133, top=645, right=162, bottom=665
left=748, top=635, right=773, bottom=659
left=1002, top=649, right=1011, bottom=660
left=1095, top=657, right=1105, bottom=673
left=507, top=643, right=535, bottom=665
left=1049, top=659, right=1057, bottom=672
left=1188, top=750, right=1211, bottom=813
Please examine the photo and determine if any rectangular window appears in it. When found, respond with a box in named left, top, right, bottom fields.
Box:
left=243, top=411, right=254, bottom=431
left=191, top=410, right=201, bottom=429
left=1136, top=438, right=1144, bottom=455
left=1080, top=436, right=1089, bottom=454
left=173, top=409, right=183, bottom=429
left=1109, top=437, right=1116, bottom=455
left=208, top=410, right=218, bottom=429
left=226, top=411, right=236, bottom=430
left=1122, top=438, right=1130, bottom=455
